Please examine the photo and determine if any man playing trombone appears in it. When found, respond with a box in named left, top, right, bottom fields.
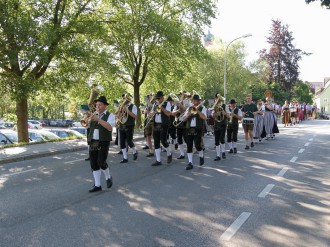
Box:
left=182, top=93, right=207, bottom=170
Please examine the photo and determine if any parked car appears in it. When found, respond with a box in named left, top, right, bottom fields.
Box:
left=72, top=121, right=82, bottom=127
left=28, top=120, right=43, bottom=129
left=46, top=129, right=84, bottom=138
left=0, top=129, right=19, bottom=145
left=3, top=122, right=15, bottom=128
left=70, top=127, right=88, bottom=136
left=28, top=129, right=60, bottom=142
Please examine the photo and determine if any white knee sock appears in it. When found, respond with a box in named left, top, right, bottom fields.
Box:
left=166, top=146, right=172, bottom=156
left=198, top=150, right=204, bottom=158
left=216, top=145, right=220, bottom=156
left=179, top=144, right=185, bottom=156
left=132, top=146, right=137, bottom=154
left=220, top=144, right=226, bottom=153
left=188, top=153, right=193, bottom=163
left=155, top=148, right=161, bottom=162
left=102, top=168, right=111, bottom=180
left=122, top=148, right=127, bottom=159
left=228, top=142, right=233, bottom=149
left=233, top=142, right=237, bottom=148
left=93, top=170, right=102, bottom=187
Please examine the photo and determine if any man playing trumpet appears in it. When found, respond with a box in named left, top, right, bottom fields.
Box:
left=87, top=96, right=115, bottom=192
left=182, top=93, right=207, bottom=170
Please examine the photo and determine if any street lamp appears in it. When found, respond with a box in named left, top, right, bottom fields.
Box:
left=223, top=33, right=252, bottom=102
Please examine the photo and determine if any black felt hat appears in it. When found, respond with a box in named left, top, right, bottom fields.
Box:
left=229, top=99, right=236, bottom=104
left=192, top=94, right=202, bottom=101
left=155, top=91, right=164, bottom=98
left=95, top=96, right=109, bottom=105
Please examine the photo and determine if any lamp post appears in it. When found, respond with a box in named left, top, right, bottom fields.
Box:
left=223, top=33, right=252, bottom=102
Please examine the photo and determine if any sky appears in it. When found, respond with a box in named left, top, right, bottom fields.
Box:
left=209, top=0, right=330, bottom=82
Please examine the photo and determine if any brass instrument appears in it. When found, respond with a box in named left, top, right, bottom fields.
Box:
left=80, top=85, right=99, bottom=127
left=212, top=94, right=225, bottom=122
left=81, top=111, right=99, bottom=127
left=189, top=100, right=205, bottom=115
left=115, top=94, right=132, bottom=127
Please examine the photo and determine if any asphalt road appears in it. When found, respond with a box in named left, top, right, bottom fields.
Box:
left=0, top=120, right=329, bottom=247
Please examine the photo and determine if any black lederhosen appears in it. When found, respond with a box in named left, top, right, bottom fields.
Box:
left=227, top=124, right=239, bottom=143
left=89, top=140, right=110, bottom=171
left=214, top=124, right=227, bottom=145
left=186, top=127, right=203, bottom=153
left=153, top=123, right=169, bottom=149
left=119, top=125, right=135, bottom=149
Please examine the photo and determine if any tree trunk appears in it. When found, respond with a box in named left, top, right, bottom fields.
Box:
left=16, top=98, right=29, bottom=143
left=134, top=84, right=142, bottom=128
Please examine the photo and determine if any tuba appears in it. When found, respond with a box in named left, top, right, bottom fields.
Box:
left=80, top=85, right=99, bottom=127
left=212, top=94, right=225, bottom=122
left=115, top=94, right=131, bottom=127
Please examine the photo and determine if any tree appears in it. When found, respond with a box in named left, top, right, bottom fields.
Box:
left=259, top=19, right=309, bottom=98
left=100, top=0, right=217, bottom=126
left=0, top=0, right=102, bottom=142
left=292, top=81, right=313, bottom=103
left=305, top=0, right=330, bottom=8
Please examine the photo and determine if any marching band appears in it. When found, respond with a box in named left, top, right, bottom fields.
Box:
left=83, top=88, right=313, bottom=192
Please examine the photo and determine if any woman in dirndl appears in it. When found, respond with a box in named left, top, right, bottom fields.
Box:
left=264, top=97, right=276, bottom=139
left=253, top=100, right=265, bottom=142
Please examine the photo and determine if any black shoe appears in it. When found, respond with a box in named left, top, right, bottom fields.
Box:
left=142, top=145, right=149, bottom=150
left=251, top=142, right=254, bottom=147
left=214, top=156, right=221, bottom=161
left=167, top=154, right=172, bottom=164
left=177, top=155, right=185, bottom=159
left=259, top=139, right=262, bottom=142
left=151, top=161, right=162, bottom=166
left=146, top=153, right=154, bottom=157
left=199, top=157, right=204, bottom=166
left=234, top=148, right=237, bottom=153
left=85, top=157, right=90, bottom=161
left=162, top=149, right=167, bottom=152
left=229, top=149, right=233, bottom=154
left=222, top=152, right=226, bottom=159
left=118, top=150, right=123, bottom=154
left=133, top=151, right=138, bottom=160
left=175, top=144, right=178, bottom=150
left=89, top=186, right=102, bottom=193
left=106, top=178, right=113, bottom=188
left=186, top=163, right=193, bottom=170
left=245, top=145, right=250, bottom=150
left=120, top=159, right=128, bottom=163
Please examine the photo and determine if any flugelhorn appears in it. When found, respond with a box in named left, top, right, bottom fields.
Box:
left=81, top=111, right=99, bottom=127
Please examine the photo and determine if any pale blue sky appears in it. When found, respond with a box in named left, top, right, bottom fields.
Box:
left=210, top=0, right=329, bottom=82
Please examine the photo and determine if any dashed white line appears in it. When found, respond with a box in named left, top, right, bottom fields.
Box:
left=298, top=149, right=305, bottom=153
left=0, top=168, right=37, bottom=178
left=277, top=167, right=289, bottom=177
left=258, top=184, right=275, bottom=198
left=220, top=212, right=251, bottom=241
left=304, top=142, right=310, bottom=147
left=290, top=156, right=298, bottom=163
left=309, top=138, right=314, bottom=142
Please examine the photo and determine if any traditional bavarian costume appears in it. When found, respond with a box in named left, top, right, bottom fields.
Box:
left=242, top=96, right=258, bottom=149
left=264, top=98, right=276, bottom=139
left=183, top=94, right=206, bottom=170
left=253, top=102, right=264, bottom=142
left=282, top=103, right=290, bottom=126
left=118, top=100, right=138, bottom=163
left=212, top=94, right=230, bottom=161
left=227, top=99, right=242, bottom=154
left=87, top=96, right=115, bottom=192
left=151, top=91, right=172, bottom=166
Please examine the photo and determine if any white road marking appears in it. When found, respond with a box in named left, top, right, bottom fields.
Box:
left=298, top=149, right=305, bottom=153
left=290, top=156, right=298, bottom=163
left=220, top=212, right=251, bottom=241
left=64, top=158, right=86, bottom=164
left=304, top=142, right=310, bottom=147
left=258, top=184, right=275, bottom=198
left=309, top=138, right=314, bottom=142
left=277, top=167, right=289, bottom=177
left=0, top=168, right=37, bottom=178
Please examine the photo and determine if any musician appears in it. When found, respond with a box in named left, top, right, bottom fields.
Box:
left=227, top=99, right=243, bottom=153
left=84, top=111, right=91, bottom=161
left=118, top=94, right=138, bottom=163
left=171, top=92, right=189, bottom=159
left=253, top=100, right=265, bottom=143
left=212, top=93, right=230, bottom=161
left=182, top=94, right=206, bottom=170
left=87, top=96, right=115, bottom=192
left=144, top=94, right=154, bottom=157
left=150, top=91, right=173, bottom=166
left=167, top=96, right=178, bottom=151
left=241, top=94, right=258, bottom=150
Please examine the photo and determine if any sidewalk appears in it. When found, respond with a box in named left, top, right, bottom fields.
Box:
left=0, top=131, right=145, bottom=165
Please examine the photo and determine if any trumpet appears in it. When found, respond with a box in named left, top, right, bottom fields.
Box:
left=81, top=111, right=99, bottom=127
